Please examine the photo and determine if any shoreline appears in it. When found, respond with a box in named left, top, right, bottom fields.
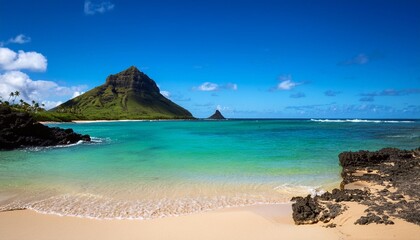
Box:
left=39, top=118, right=419, bottom=124
left=1, top=203, right=419, bottom=240
left=41, top=119, right=198, bottom=124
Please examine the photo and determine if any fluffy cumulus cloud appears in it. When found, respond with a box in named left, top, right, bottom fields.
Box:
left=84, top=0, right=115, bottom=15
left=0, top=47, right=47, bottom=71
left=0, top=71, right=87, bottom=109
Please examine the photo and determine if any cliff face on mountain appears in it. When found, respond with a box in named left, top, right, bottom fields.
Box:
left=51, top=66, right=193, bottom=120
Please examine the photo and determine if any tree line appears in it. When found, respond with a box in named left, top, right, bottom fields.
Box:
left=0, top=91, right=45, bottom=113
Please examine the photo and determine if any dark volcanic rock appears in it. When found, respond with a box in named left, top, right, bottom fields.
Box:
left=319, top=189, right=368, bottom=202
left=339, top=148, right=413, bottom=168
left=207, top=110, right=226, bottom=120
left=0, top=106, right=90, bottom=150
left=355, top=213, right=394, bottom=225
left=291, top=195, right=346, bottom=225
left=291, top=147, right=420, bottom=226
left=292, top=195, right=322, bottom=224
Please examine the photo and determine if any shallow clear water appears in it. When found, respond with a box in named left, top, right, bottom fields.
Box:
left=0, top=119, right=419, bottom=219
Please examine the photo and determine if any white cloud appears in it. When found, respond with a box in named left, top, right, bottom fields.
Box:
left=41, top=100, right=63, bottom=110
left=160, top=90, right=170, bottom=98
left=195, top=82, right=238, bottom=92
left=0, top=71, right=87, bottom=109
left=276, top=75, right=302, bottom=90
left=84, top=0, right=115, bottom=15
left=8, top=34, right=31, bottom=44
left=278, top=80, right=297, bottom=90
left=216, top=104, right=226, bottom=111
left=0, top=47, right=47, bottom=71
left=216, top=104, right=233, bottom=113
left=0, top=34, right=31, bottom=46
left=72, top=91, right=85, bottom=99
left=197, top=82, right=219, bottom=91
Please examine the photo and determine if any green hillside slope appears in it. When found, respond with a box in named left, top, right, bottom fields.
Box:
left=50, top=66, right=193, bottom=120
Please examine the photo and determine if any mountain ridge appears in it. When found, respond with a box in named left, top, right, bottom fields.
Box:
left=50, top=66, right=193, bottom=120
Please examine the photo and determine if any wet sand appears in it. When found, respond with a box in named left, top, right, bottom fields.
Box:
left=1, top=203, right=419, bottom=240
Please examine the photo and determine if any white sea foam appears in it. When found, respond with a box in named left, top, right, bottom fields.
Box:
left=386, top=134, right=420, bottom=139
left=21, top=137, right=110, bottom=152
left=0, top=192, right=294, bottom=220
left=273, top=184, right=326, bottom=197
left=310, top=119, right=414, bottom=123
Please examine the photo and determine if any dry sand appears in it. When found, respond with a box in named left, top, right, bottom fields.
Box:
left=1, top=203, right=419, bottom=240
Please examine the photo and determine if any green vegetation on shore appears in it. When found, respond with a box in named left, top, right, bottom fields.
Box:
left=1, top=67, right=194, bottom=122
left=0, top=91, right=62, bottom=121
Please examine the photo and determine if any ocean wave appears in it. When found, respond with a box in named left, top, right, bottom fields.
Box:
left=22, top=137, right=110, bottom=152
left=89, top=137, right=111, bottom=144
left=386, top=134, right=420, bottom=139
left=274, top=184, right=326, bottom=197
left=0, top=193, right=293, bottom=220
left=310, top=119, right=415, bottom=123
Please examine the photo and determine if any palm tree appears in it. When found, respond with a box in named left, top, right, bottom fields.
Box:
left=13, top=91, right=20, bottom=105
left=8, top=92, right=14, bottom=102
left=31, top=100, right=36, bottom=112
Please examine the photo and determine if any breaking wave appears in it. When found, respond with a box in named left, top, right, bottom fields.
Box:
left=310, top=119, right=415, bottom=123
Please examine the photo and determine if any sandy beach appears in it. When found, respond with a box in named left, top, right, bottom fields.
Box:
left=1, top=203, right=419, bottom=240
left=2, top=147, right=419, bottom=240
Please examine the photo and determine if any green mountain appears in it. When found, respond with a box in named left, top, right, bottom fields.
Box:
left=50, top=66, right=193, bottom=120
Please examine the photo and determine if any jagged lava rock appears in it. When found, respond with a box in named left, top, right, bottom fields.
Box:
left=0, top=106, right=90, bottom=150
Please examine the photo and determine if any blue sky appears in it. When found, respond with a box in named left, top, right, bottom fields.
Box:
left=0, top=0, right=419, bottom=118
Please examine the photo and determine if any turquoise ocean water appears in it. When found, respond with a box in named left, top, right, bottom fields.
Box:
left=0, top=119, right=419, bottom=219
